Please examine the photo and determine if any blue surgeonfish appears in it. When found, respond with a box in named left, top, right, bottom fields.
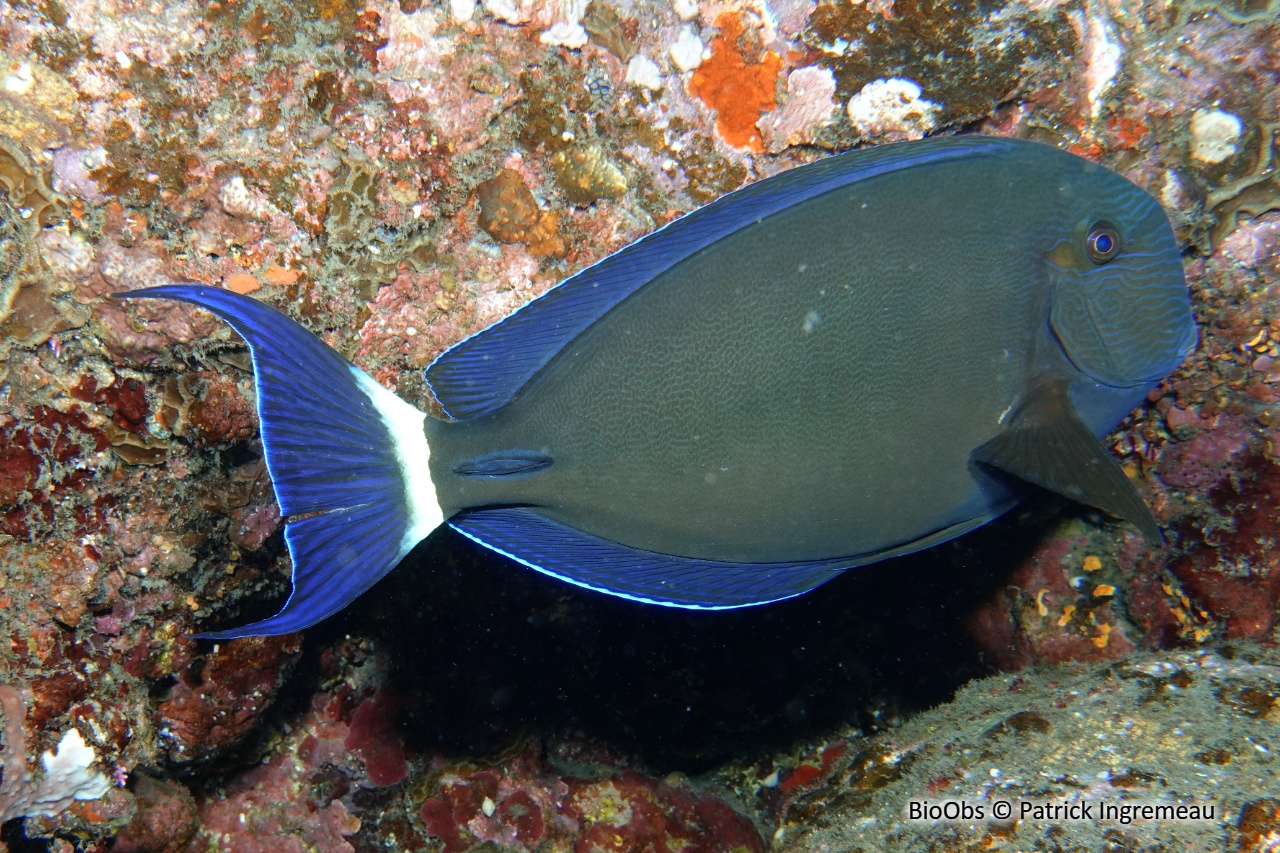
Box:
left=121, top=136, right=1196, bottom=639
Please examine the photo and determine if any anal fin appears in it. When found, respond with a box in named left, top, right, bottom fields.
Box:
left=973, top=379, right=1161, bottom=543
left=450, top=507, right=854, bottom=609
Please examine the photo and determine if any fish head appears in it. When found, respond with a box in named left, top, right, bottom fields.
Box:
left=1044, top=159, right=1197, bottom=392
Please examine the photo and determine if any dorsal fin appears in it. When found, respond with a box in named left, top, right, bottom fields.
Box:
left=427, top=136, right=1012, bottom=420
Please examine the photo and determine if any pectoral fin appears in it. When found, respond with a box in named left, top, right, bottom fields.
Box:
left=973, top=380, right=1160, bottom=543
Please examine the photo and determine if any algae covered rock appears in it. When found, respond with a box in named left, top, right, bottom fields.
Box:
left=778, top=648, right=1280, bottom=852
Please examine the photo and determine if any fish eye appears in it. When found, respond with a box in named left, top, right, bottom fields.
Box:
left=1085, top=222, right=1121, bottom=264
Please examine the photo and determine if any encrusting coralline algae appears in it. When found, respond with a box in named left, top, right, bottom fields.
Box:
left=0, top=0, right=1278, bottom=850
left=776, top=648, right=1280, bottom=852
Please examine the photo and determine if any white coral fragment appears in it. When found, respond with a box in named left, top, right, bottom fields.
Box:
left=672, top=0, right=699, bottom=22
left=540, top=21, right=589, bottom=48
left=3, top=61, right=35, bottom=95
left=669, top=27, right=707, bottom=72
left=218, top=175, right=277, bottom=221
left=31, top=730, right=111, bottom=816
left=1081, top=4, right=1121, bottom=122
left=525, top=0, right=587, bottom=48
left=625, top=54, right=664, bottom=90
left=845, top=78, right=940, bottom=142
left=1189, top=109, right=1243, bottom=164
left=450, top=0, right=477, bottom=22
left=484, top=0, right=531, bottom=25
left=0, top=687, right=111, bottom=824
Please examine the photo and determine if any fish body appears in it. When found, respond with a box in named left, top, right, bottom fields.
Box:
left=122, top=136, right=1195, bottom=638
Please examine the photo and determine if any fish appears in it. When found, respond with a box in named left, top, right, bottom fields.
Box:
left=120, top=135, right=1196, bottom=639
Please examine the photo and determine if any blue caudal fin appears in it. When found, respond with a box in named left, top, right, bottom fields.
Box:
left=118, top=285, right=442, bottom=638
left=450, top=507, right=854, bottom=608
left=426, top=136, right=1011, bottom=421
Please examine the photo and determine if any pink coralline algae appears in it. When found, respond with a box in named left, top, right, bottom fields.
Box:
left=110, top=773, right=199, bottom=853
left=343, top=689, right=408, bottom=787
left=1154, top=414, right=1256, bottom=492
left=229, top=502, right=282, bottom=551
left=193, top=752, right=362, bottom=853
left=758, top=66, right=838, bottom=155
left=966, top=534, right=1138, bottom=672
left=187, top=683, right=365, bottom=853
left=419, top=745, right=765, bottom=853
left=0, top=0, right=1278, bottom=849
left=1166, top=447, right=1280, bottom=640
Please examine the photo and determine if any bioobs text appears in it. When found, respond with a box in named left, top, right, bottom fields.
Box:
left=906, top=798, right=1218, bottom=825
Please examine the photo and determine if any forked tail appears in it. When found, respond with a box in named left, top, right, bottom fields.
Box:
left=119, top=286, right=442, bottom=638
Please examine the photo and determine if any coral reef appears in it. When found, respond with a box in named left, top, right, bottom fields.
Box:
left=0, top=0, right=1276, bottom=849
left=109, top=773, right=198, bottom=853
left=155, top=635, right=303, bottom=763
left=802, top=0, right=1075, bottom=131
left=419, top=747, right=766, bottom=853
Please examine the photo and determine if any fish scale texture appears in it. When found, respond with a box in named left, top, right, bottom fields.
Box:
left=426, top=137, right=1010, bottom=421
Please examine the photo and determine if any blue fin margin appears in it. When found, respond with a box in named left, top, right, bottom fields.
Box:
left=118, top=286, right=423, bottom=638
left=450, top=507, right=855, bottom=608
left=426, top=136, right=1013, bottom=421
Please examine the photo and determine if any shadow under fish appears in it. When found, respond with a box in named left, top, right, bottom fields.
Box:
left=118, top=135, right=1197, bottom=640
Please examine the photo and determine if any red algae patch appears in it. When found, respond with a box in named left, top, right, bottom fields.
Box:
left=111, top=774, right=198, bottom=853
left=418, top=746, right=764, bottom=853
left=688, top=12, right=782, bottom=152
left=344, top=689, right=408, bottom=786
left=155, top=634, right=303, bottom=763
